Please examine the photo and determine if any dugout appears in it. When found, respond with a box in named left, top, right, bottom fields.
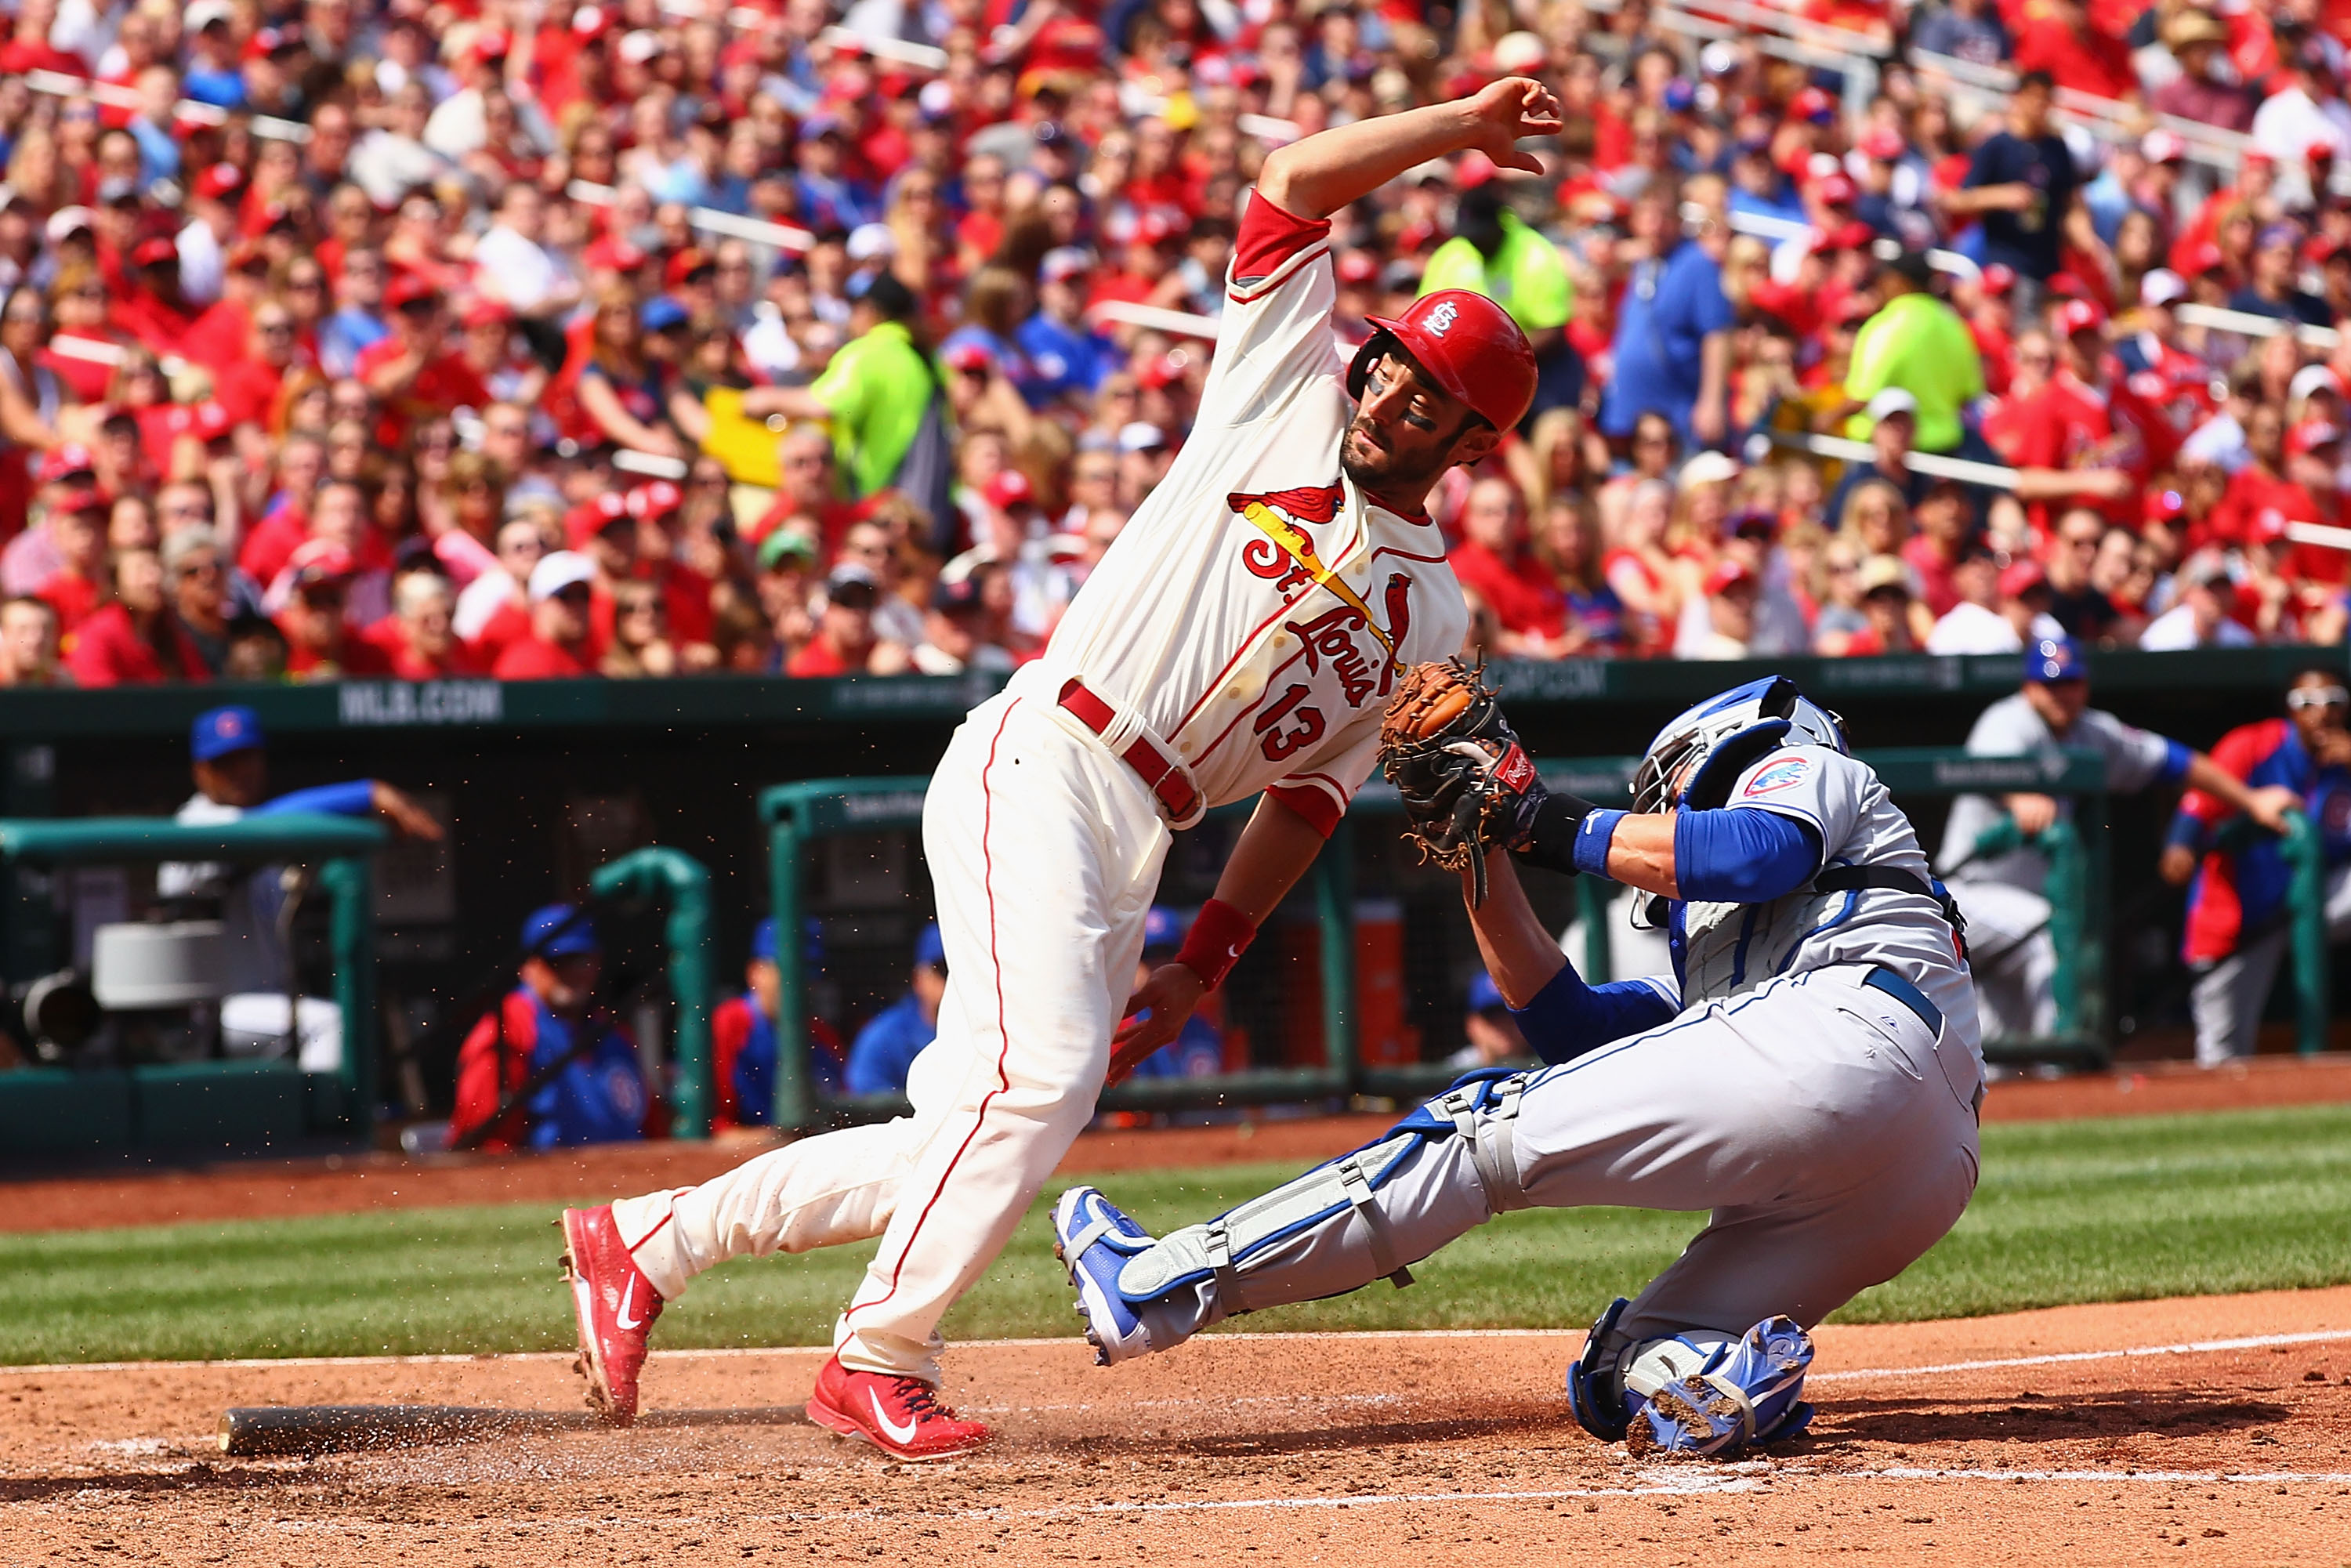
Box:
left=0, top=813, right=384, bottom=1155
left=0, top=646, right=2340, bottom=1147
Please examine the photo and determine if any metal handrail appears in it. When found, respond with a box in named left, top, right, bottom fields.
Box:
left=2175, top=302, right=2342, bottom=352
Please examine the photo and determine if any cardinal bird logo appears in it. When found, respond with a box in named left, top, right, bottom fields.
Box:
left=1226, top=484, right=1411, bottom=694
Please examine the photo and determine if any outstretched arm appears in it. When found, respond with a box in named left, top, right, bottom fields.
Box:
left=1523, top=798, right=1821, bottom=904
left=1255, top=77, right=1561, bottom=222
left=2181, top=749, right=2298, bottom=835
left=1462, top=849, right=1679, bottom=1061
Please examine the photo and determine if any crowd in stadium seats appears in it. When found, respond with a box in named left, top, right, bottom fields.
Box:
left=2, top=0, right=2349, bottom=685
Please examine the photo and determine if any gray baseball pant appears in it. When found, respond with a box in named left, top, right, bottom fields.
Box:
left=1125, top=965, right=1983, bottom=1356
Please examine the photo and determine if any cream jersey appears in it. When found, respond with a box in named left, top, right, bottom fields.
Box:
left=1041, top=193, right=1470, bottom=832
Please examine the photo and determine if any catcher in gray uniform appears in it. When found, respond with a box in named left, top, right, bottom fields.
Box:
left=1053, top=669, right=1983, bottom=1456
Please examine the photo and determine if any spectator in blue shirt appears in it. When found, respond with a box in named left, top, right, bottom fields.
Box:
left=450, top=904, right=654, bottom=1150
left=1911, top=0, right=2011, bottom=68
left=1016, top=248, right=1118, bottom=407
left=1599, top=179, right=1735, bottom=451
left=845, top=922, right=946, bottom=1095
left=792, top=117, right=879, bottom=235
left=1121, top=907, right=1225, bottom=1083
left=712, top=917, right=849, bottom=1128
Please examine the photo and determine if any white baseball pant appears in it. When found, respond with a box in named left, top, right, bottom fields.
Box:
left=612, top=682, right=1170, bottom=1382
left=1945, top=879, right=2056, bottom=1041
left=2189, top=860, right=2351, bottom=1066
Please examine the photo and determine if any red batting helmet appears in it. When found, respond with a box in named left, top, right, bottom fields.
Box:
left=1347, top=289, right=1538, bottom=433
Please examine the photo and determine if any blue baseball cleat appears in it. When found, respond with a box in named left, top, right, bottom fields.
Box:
left=1052, top=1186, right=1160, bottom=1366
left=1624, top=1316, right=1816, bottom=1458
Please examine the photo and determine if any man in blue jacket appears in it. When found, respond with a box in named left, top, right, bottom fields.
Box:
left=844, top=922, right=946, bottom=1095
left=449, top=904, right=654, bottom=1150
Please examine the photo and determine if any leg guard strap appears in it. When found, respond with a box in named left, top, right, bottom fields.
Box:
left=1201, top=1217, right=1241, bottom=1307
left=1336, top=1153, right=1415, bottom=1288
left=1440, top=1073, right=1531, bottom=1214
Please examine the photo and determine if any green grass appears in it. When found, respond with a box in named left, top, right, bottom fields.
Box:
left=7, top=1103, right=2351, bottom=1365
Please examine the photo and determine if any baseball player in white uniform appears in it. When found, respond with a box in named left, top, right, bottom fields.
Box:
left=1936, top=636, right=2296, bottom=1041
left=1056, top=677, right=1987, bottom=1455
left=553, top=81, right=1554, bottom=1459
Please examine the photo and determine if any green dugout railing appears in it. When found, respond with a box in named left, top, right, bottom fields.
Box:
left=586, top=846, right=718, bottom=1138
left=756, top=747, right=2120, bottom=1128
left=0, top=813, right=386, bottom=1148
left=759, top=780, right=1366, bottom=1124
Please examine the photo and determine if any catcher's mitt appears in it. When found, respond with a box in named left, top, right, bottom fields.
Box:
left=1378, top=658, right=1548, bottom=906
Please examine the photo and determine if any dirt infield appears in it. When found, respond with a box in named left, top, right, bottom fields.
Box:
left=3, top=1287, right=2349, bottom=1565
left=8, top=1053, right=2351, bottom=1236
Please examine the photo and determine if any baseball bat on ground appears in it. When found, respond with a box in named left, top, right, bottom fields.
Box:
left=219, top=1403, right=810, bottom=1456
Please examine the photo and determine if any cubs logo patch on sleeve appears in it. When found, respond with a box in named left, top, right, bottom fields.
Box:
left=1743, top=759, right=1811, bottom=796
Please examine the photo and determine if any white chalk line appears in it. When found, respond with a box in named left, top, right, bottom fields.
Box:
left=0, top=1328, right=1575, bottom=1377
left=7, top=1322, right=2346, bottom=1382
left=28, top=1465, right=2351, bottom=1533
left=1811, top=1326, right=2351, bottom=1383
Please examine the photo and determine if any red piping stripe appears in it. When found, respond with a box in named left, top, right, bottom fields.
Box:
left=845, top=699, right=1022, bottom=1324
left=624, top=1209, right=675, bottom=1256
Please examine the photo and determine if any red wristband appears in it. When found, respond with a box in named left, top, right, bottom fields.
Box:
left=1173, top=898, right=1257, bottom=991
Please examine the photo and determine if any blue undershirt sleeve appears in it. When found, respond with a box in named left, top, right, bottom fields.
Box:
left=1672, top=807, right=1825, bottom=904
left=2159, top=738, right=2193, bottom=783
left=2163, top=809, right=2209, bottom=854
left=252, top=780, right=379, bottom=817
left=1510, top=961, right=1680, bottom=1065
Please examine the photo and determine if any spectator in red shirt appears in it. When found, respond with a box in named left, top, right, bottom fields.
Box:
left=494, top=549, right=602, bottom=679
left=208, top=299, right=299, bottom=432
left=0, top=0, right=89, bottom=78
left=65, top=545, right=210, bottom=686
left=2009, top=0, right=2135, bottom=102
left=109, top=238, right=200, bottom=356
left=1447, top=475, right=1567, bottom=657
left=1846, top=555, right=1923, bottom=654
left=2208, top=404, right=2294, bottom=548
left=785, top=563, right=893, bottom=677
left=275, top=541, right=395, bottom=681
left=355, top=277, right=492, bottom=447
left=34, top=487, right=108, bottom=636
left=0, top=596, right=65, bottom=686
left=1902, top=478, right=1976, bottom=619
left=366, top=568, right=486, bottom=679
left=2280, top=421, right=2351, bottom=587
left=625, top=480, right=717, bottom=650
left=2152, top=13, right=2258, bottom=132
left=751, top=425, right=862, bottom=558
left=1994, top=299, right=2173, bottom=529
left=240, top=431, right=327, bottom=588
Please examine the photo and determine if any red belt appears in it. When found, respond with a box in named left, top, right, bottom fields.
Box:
left=1058, top=679, right=1201, bottom=824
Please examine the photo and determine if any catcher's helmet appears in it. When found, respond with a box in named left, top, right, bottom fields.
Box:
left=1347, top=289, right=1539, bottom=433
left=1631, top=676, right=1849, bottom=817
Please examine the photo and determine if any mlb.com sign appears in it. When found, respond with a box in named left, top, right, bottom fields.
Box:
left=338, top=680, right=505, bottom=727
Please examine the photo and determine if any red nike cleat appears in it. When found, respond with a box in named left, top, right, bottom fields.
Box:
left=560, top=1204, right=662, bottom=1427
left=804, top=1355, right=991, bottom=1461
